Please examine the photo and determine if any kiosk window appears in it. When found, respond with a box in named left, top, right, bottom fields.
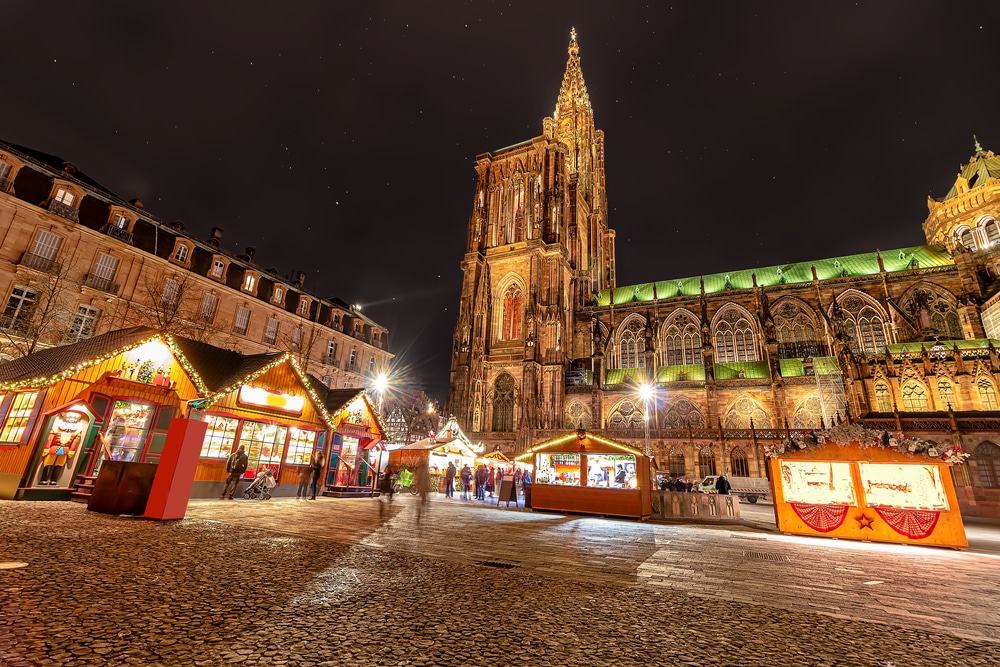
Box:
left=285, top=428, right=317, bottom=465
left=201, top=415, right=240, bottom=458
left=240, top=421, right=288, bottom=478
left=0, top=391, right=39, bottom=442
left=536, top=452, right=581, bottom=486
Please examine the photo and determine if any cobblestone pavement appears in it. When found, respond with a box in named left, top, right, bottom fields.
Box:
left=2, top=495, right=999, bottom=667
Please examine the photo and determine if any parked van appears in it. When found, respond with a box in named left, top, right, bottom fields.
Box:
left=699, top=475, right=771, bottom=503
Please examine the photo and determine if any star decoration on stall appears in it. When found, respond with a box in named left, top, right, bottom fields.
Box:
left=855, top=512, right=875, bottom=530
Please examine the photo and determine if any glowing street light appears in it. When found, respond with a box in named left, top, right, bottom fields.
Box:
left=638, top=382, right=655, bottom=457
left=373, top=372, right=389, bottom=416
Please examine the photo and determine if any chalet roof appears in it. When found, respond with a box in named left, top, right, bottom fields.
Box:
left=0, top=139, right=119, bottom=198
left=593, top=245, right=953, bottom=307
left=0, top=327, right=160, bottom=387
left=170, top=337, right=283, bottom=393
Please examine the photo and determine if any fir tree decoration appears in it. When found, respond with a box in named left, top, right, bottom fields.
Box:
left=137, top=360, right=155, bottom=384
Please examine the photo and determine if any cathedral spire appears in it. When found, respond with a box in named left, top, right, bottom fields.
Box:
left=554, top=27, right=592, bottom=120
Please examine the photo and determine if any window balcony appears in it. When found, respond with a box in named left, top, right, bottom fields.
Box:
left=47, top=200, right=79, bottom=222
left=345, top=363, right=359, bottom=374
left=82, top=273, right=120, bottom=295
left=18, top=251, right=59, bottom=273
left=104, top=225, right=134, bottom=245
left=326, top=358, right=341, bottom=368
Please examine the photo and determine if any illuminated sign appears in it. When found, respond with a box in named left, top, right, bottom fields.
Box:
left=778, top=460, right=856, bottom=505
left=238, top=386, right=305, bottom=415
left=858, top=463, right=949, bottom=511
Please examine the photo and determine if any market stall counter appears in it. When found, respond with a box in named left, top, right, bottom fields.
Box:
left=516, top=430, right=652, bottom=519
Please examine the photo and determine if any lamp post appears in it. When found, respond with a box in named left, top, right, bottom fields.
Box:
left=373, top=372, right=389, bottom=418
left=638, top=382, right=654, bottom=457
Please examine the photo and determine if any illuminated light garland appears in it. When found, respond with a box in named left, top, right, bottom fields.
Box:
left=514, top=430, right=646, bottom=461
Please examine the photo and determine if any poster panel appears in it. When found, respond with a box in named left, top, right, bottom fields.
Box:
left=858, top=463, right=949, bottom=511
left=778, top=460, right=856, bottom=505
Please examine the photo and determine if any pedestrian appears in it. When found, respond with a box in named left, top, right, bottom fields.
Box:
left=445, top=460, right=457, bottom=498
left=486, top=466, right=496, bottom=498
left=296, top=462, right=311, bottom=499
left=685, top=479, right=693, bottom=493
left=308, top=451, right=324, bottom=500
left=460, top=464, right=473, bottom=500
left=221, top=445, right=248, bottom=499
left=521, top=467, right=532, bottom=500
left=415, top=460, right=431, bottom=523
left=513, top=468, right=522, bottom=493
left=475, top=464, right=488, bottom=500
left=715, top=473, right=732, bottom=496
left=378, top=466, right=395, bottom=519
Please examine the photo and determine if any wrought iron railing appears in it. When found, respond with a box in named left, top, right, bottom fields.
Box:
left=18, top=251, right=58, bottom=273
left=82, top=273, right=119, bottom=295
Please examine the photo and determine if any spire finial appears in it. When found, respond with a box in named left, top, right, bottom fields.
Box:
left=569, top=27, right=578, bottom=54
left=974, top=135, right=983, bottom=155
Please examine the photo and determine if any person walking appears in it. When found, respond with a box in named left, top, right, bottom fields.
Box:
left=378, top=466, right=395, bottom=519
left=221, top=445, right=248, bottom=499
left=296, top=462, right=311, bottom=499
left=486, top=466, right=496, bottom=498
left=308, top=452, right=324, bottom=500
left=415, top=460, right=431, bottom=523
left=475, top=464, right=488, bottom=501
left=445, top=461, right=457, bottom=499
left=460, top=464, right=473, bottom=500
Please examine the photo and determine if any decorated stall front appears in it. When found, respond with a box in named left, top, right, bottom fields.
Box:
left=0, top=328, right=201, bottom=500
left=517, top=430, right=653, bottom=519
left=768, top=425, right=969, bottom=549
left=174, top=338, right=334, bottom=499
left=314, top=388, right=386, bottom=498
left=389, top=428, right=480, bottom=493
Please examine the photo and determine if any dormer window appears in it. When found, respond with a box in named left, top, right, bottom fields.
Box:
left=242, top=271, right=259, bottom=295
left=54, top=188, right=75, bottom=206
left=272, top=285, right=285, bottom=306
left=297, top=296, right=310, bottom=316
left=210, top=256, right=229, bottom=280
left=0, top=160, right=11, bottom=186
left=112, top=213, right=128, bottom=229
left=171, top=240, right=191, bottom=265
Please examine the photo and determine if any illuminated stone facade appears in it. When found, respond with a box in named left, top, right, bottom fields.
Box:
left=0, top=142, right=391, bottom=390
left=448, top=32, right=1000, bottom=516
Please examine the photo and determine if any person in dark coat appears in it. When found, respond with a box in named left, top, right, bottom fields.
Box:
left=460, top=464, right=473, bottom=500
left=308, top=452, right=324, bottom=500
left=221, top=445, right=248, bottom=499
left=715, top=474, right=732, bottom=495
left=445, top=461, right=457, bottom=498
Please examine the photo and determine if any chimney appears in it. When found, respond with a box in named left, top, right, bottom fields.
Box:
left=207, top=227, right=223, bottom=247
left=295, top=271, right=306, bottom=287
left=129, top=198, right=145, bottom=210
left=245, top=247, right=256, bottom=261
left=62, top=162, right=78, bottom=176
left=170, top=220, right=185, bottom=231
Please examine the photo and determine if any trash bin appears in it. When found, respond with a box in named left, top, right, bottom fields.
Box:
left=88, top=461, right=158, bottom=515
left=523, top=482, right=532, bottom=509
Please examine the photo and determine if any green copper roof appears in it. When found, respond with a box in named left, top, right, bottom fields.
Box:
left=885, top=338, right=999, bottom=353
left=592, top=245, right=953, bottom=307
left=603, top=367, right=647, bottom=386
left=942, top=146, right=1000, bottom=201
left=714, top=361, right=770, bottom=380
left=778, top=357, right=842, bottom=377
left=656, top=364, right=706, bottom=382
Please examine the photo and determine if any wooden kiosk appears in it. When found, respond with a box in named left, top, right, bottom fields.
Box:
left=517, top=430, right=652, bottom=519
left=769, top=425, right=968, bottom=549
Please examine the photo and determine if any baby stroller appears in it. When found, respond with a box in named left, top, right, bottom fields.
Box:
left=243, top=468, right=276, bottom=500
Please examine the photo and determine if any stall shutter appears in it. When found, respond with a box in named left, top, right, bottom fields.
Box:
left=143, top=406, right=178, bottom=464
left=88, top=393, right=113, bottom=424
left=326, top=433, right=342, bottom=485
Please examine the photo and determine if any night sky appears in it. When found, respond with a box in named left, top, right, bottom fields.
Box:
left=3, top=2, right=999, bottom=404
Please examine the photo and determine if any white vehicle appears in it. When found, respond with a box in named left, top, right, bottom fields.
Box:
left=699, top=475, right=771, bottom=503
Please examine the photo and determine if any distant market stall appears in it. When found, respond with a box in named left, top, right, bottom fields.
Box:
left=516, top=430, right=652, bottom=519
left=768, top=424, right=969, bottom=549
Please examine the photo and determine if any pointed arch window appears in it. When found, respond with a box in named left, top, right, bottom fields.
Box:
left=840, top=296, right=888, bottom=355
left=698, top=447, right=717, bottom=478
left=975, top=442, right=1000, bottom=488
left=491, top=373, right=516, bottom=432
left=901, top=381, right=929, bottom=411
left=619, top=319, right=646, bottom=369
left=664, top=316, right=702, bottom=366
left=774, top=302, right=818, bottom=358
left=607, top=400, right=645, bottom=430
left=874, top=382, right=892, bottom=412
left=937, top=379, right=955, bottom=410
left=500, top=285, right=523, bottom=341
left=668, top=449, right=686, bottom=477
left=730, top=447, right=750, bottom=477
left=978, top=377, right=999, bottom=411
left=714, top=310, right=756, bottom=363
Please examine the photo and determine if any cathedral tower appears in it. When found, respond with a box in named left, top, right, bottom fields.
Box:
left=448, top=30, right=615, bottom=448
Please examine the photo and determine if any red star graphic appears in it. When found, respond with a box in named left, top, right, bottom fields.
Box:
left=855, top=512, right=875, bottom=530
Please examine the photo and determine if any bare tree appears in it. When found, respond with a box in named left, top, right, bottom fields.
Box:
left=0, top=259, right=83, bottom=357
left=116, top=273, right=239, bottom=347
left=386, top=389, right=438, bottom=443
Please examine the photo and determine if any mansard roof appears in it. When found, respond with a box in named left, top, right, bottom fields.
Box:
left=941, top=142, right=1000, bottom=202
left=593, top=245, right=953, bottom=307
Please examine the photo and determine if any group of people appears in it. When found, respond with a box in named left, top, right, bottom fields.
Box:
left=218, top=446, right=325, bottom=500
left=443, top=461, right=532, bottom=500
left=658, top=476, right=694, bottom=492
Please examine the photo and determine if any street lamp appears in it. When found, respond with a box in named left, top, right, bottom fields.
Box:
left=373, top=372, right=389, bottom=417
left=638, top=382, right=655, bottom=457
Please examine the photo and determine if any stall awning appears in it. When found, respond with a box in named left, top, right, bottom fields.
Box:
left=360, top=437, right=384, bottom=451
